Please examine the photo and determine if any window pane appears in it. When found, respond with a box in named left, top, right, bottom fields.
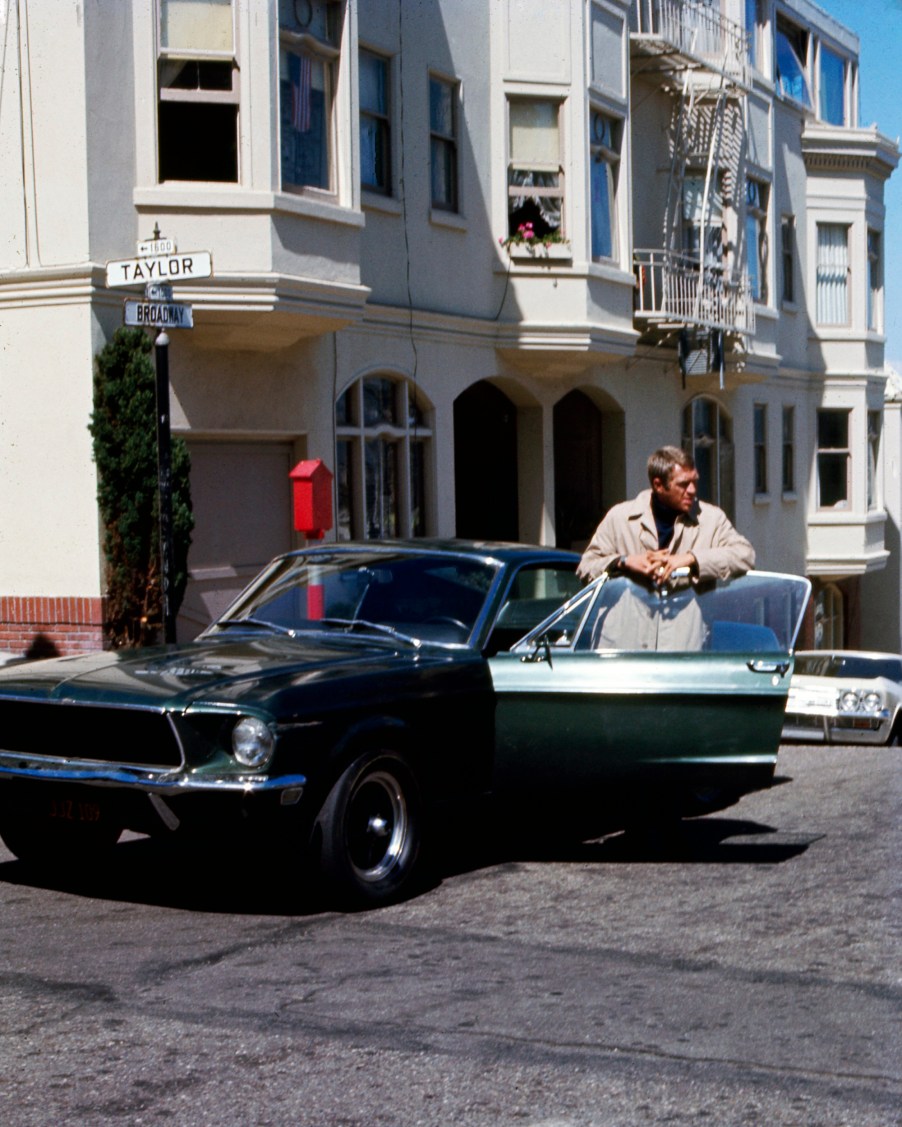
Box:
left=431, top=138, right=457, bottom=209
left=818, top=409, right=848, bottom=449
left=363, top=378, right=396, bottom=426
left=819, top=46, right=845, bottom=125
left=818, top=454, right=848, bottom=507
left=591, top=157, right=614, bottom=259
left=510, top=101, right=559, bottom=164
left=430, top=79, right=454, bottom=136
left=816, top=224, right=848, bottom=324
left=159, top=102, right=237, bottom=181
left=336, top=440, right=353, bottom=541
left=365, top=439, right=399, bottom=538
left=280, top=50, right=330, bottom=190
left=776, top=21, right=811, bottom=107
left=161, top=0, right=233, bottom=52
left=410, top=442, right=426, bottom=537
left=360, top=52, right=387, bottom=114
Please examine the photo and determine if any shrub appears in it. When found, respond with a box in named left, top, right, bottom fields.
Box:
left=89, top=328, right=194, bottom=647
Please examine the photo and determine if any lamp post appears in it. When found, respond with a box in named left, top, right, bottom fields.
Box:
left=154, top=329, right=177, bottom=644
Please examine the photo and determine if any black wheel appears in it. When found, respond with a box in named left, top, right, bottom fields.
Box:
left=0, top=808, right=122, bottom=868
left=315, top=750, right=422, bottom=908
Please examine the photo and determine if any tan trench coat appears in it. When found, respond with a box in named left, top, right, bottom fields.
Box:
left=577, top=489, right=755, bottom=583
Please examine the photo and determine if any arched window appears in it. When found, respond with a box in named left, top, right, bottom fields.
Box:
left=682, top=397, right=735, bottom=519
left=336, top=375, right=432, bottom=540
left=814, top=585, right=843, bottom=649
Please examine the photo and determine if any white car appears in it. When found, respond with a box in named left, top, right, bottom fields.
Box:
left=783, top=651, right=902, bottom=746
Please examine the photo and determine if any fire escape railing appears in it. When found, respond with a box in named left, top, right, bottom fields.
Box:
left=631, top=0, right=750, bottom=87
left=634, top=249, right=755, bottom=336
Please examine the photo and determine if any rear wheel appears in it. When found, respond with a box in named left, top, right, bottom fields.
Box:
left=314, top=750, right=422, bottom=908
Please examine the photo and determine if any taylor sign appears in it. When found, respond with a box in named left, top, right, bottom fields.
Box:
left=106, top=250, right=213, bottom=288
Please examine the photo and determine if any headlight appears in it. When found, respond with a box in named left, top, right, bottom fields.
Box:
left=838, top=690, right=860, bottom=713
left=232, top=716, right=275, bottom=768
left=862, top=691, right=882, bottom=712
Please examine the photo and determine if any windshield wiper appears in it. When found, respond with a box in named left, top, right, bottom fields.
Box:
left=216, top=617, right=298, bottom=637
left=318, top=617, right=421, bottom=648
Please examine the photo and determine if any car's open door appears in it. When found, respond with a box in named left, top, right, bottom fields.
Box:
left=487, top=572, right=811, bottom=804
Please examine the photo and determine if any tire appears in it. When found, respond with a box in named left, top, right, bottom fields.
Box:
left=314, top=750, right=422, bottom=908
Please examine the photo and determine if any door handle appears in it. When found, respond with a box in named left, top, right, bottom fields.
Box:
left=747, top=659, right=790, bottom=676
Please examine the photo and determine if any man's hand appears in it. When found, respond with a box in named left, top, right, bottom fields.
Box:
left=621, top=549, right=696, bottom=586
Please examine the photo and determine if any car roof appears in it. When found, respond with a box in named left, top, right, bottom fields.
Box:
left=796, top=650, right=902, bottom=660
left=281, top=539, right=580, bottom=566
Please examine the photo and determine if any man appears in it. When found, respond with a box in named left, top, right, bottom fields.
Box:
left=577, top=446, right=755, bottom=585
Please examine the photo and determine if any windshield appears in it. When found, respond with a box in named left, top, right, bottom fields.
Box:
left=207, top=550, right=500, bottom=646
left=514, top=571, right=811, bottom=654
left=795, top=655, right=902, bottom=681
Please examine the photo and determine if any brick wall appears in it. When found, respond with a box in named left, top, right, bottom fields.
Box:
left=0, top=597, right=106, bottom=659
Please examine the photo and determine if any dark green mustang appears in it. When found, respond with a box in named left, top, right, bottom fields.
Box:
left=0, top=542, right=809, bottom=907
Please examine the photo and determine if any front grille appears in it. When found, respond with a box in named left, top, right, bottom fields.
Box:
left=0, top=699, right=183, bottom=769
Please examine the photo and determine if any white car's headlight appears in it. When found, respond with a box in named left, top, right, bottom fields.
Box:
left=862, top=691, right=882, bottom=712
left=838, top=690, right=860, bottom=712
left=232, top=716, right=275, bottom=768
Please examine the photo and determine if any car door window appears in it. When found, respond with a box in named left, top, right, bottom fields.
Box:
left=486, top=564, right=583, bottom=654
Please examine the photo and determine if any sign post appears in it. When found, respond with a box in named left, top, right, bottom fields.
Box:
left=106, top=231, right=212, bottom=643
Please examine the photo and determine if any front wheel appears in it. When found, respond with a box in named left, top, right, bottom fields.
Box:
left=314, top=750, right=422, bottom=909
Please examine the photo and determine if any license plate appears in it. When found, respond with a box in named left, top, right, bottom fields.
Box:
left=48, top=797, right=103, bottom=824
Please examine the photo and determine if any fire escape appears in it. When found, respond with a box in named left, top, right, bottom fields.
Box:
left=631, top=0, right=754, bottom=380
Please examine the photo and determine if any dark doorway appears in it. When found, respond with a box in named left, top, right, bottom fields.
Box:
left=454, top=382, right=518, bottom=541
left=553, top=390, right=603, bottom=549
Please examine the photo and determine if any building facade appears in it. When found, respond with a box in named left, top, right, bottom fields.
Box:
left=0, top=0, right=898, bottom=654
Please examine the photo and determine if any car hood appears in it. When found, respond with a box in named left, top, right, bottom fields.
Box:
left=0, top=633, right=446, bottom=711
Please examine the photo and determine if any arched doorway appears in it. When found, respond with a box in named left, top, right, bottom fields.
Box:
left=454, top=381, right=518, bottom=541
left=553, top=390, right=604, bottom=549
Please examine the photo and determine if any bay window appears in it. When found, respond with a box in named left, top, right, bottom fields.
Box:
left=868, top=230, right=882, bottom=332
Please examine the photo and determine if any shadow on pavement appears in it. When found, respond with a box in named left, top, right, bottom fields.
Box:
left=0, top=812, right=821, bottom=915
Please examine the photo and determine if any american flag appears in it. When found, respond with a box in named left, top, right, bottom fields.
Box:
left=290, top=53, right=312, bottom=133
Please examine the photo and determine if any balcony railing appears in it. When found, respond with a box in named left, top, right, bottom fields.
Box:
left=631, top=0, right=749, bottom=86
left=634, top=249, right=755, bottom=335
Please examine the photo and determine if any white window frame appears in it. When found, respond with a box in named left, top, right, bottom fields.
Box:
left=278, top=0, right=343, bottom=197
left=507, top=98, right=565, bottom=241
left=816, top=408, right=851, bottom=510
left=430, top=74, right=460, bottom=213
left=157, top=0, right=239, bottom=183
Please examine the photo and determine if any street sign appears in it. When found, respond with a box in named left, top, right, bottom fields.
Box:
left=137, top=237, right=176, bottom=257
left=106, top=250, right=212, bottom=288
left=124, top=300, right=194, bottom=329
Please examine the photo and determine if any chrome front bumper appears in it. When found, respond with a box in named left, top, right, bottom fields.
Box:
left=0, top=752, right=306, bottom=796
left=782, top=709, right=892, bottom=745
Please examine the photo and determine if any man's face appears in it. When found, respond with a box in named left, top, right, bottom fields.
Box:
left=652, top=465, right=698, bottom=513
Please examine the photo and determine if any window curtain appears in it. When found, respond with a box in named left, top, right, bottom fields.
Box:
left=816, top=224, right=849, bottom=324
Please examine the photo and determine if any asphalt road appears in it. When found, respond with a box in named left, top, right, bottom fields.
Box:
left=0, top=744, right=898, bottom=1127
